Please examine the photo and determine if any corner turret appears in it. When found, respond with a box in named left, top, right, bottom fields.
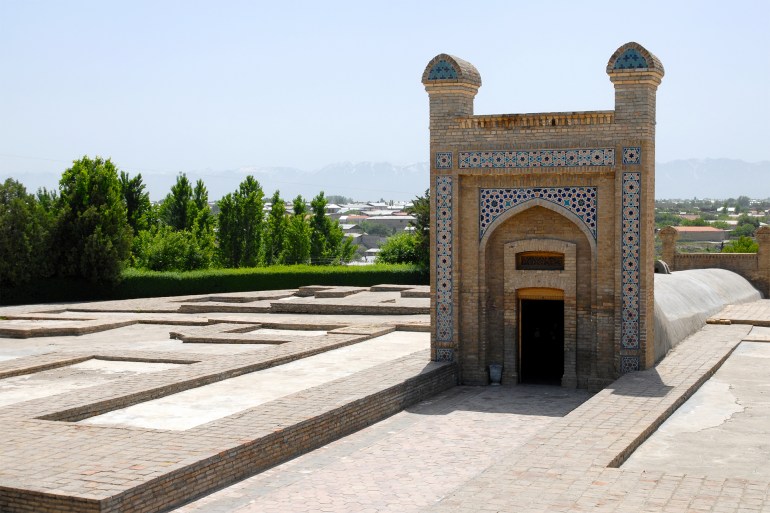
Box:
left=607, top=42, right=665, bottom=126
left=422, top=54, right=481, bottom=129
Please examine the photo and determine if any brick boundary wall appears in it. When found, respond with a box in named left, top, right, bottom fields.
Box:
left=660, top=225, right=770, bottom=296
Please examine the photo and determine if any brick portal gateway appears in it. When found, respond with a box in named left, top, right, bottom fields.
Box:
left=424, top=43, right=664, bottom=389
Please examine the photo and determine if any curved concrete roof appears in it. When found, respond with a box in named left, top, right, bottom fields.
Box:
left=654, top=268, right=760, bottom=361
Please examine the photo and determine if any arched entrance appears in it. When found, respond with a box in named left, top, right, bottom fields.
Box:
left=501, top=237, right=580, bottom=388
left=518, top=288, right=565, bottom=384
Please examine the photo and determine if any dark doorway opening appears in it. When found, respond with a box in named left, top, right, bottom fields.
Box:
left=520, top=299, right=564, bottom=385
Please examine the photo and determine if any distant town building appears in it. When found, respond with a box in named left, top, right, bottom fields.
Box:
left=673, top=226, right=726, bottom=242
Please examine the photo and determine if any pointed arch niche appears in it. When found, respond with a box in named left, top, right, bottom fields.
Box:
left=479, top=204, right=596, bottom=387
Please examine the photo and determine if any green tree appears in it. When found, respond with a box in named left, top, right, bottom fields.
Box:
left=281, top=195, right=311, bottom=265
left=132, top=225, right=213, bottom=271
left=53, top=156, right=132, bottom=283
left=407, top=189, right=430, bottom=268
left=0, top=179, right=52, bottom=286
left=216, top=193, right=240, bottom=267
left=192, top=179, right=208, bottom=213
left=654, top=212, right=682, bottom=228
left=215, top=176, right=265, bottom=267
left=310, top=192, right=330, bottom=264
left=161, top=173, right=193, bottom=231
left=191, top=179, right=216, bottom=258
left=36, top=187, right=59, bottom=215
left=119, top=171, right=151, bottom=234
left=731, top=214, right=760, bottom=238
left=376, top=232, right=419, bottom=264
left=722, top=236, right=759, bottom=253
left=262, top=190, right=288, bottom=265
left=236, top=176, right=265, bottom=267
left=309, top=191, right=356, bottom=264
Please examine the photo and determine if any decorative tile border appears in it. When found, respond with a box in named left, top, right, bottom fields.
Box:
left=621, top=172, right=641, bottom=354
left=436, top=348, right=454, bottom=362
left=620, top=355, right=640, bottom=373
left=459, top=148, right=614, bottom=169
left=479, top=187, right=597, bottom=240
left=436, top=176, right=453, bottom=346
left=623, top=147, right=641, bottom=165
left=436, top=152, right=452, bottom=169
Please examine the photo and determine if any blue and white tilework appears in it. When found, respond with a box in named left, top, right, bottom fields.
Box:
left=623, top=147, right=641, bottom=165
left=436, top=152, right=452, bottom=169
left=621, top=172, right=641, bottom=354
left=436, top=176, right=454, bottom=345
left=436, top=348, right=454, bottom=362
left=479, top=187, right=597, bottom=240
left=428, top=60, right=458, bottom=80
left=621, top=355, right=640, bottom=373
left=613, top=48, right=648, bottom=70
left=459, top=148, right=614, bottom=169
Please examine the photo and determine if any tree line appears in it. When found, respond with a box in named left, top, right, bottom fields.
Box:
left=0, top=156, right=356, bottom=288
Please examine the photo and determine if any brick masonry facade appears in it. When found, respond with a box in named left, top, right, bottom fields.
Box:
left=423, top=43, right=664, bottom=388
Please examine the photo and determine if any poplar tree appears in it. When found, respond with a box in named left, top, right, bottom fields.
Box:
left=215, top=175, right=265, bottom=267
left=119, top=171, right=151, bottom=234
left=262, top=190, right=287, bottom=265
left=281, top=195, right=311, bottom=265
left=309, top=191, right=356, bottom=265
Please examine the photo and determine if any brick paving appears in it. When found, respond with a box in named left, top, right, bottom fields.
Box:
left=1, top=295, right=769, bottom=512
left=0, top=287, right=446, bottom=512
left=172, top=385, right=593, bottom=513
left=172, top=302, right=770, bottom=513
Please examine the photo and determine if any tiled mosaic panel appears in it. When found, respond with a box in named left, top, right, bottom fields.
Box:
left=428, top=60, right=458, bottom=80
left=479, top=187, right=597, bottom=240
left=436, top=176, right=453, bottom=343
left=436, top=152, right=452, bottom=169
left=613, top=48, right=648, bottom=70
left=621, top=355, right=640, bottom=373
left=436, top=348, right=454, bottom=362
left=623, top=147, right=641, bottom=165
left=459, top=148, right=614, bottom=169
left=622, top=172, right=641, bottom=352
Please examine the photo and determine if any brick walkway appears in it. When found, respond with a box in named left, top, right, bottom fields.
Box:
left=172, top=385, right=593, bottom=513
left=2, top=294, right=770, bottom=512
left=171, top=303, right=770, bottom=513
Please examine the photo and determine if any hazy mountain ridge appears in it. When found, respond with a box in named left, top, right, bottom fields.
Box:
left=6, top=159, right=769, bottom=202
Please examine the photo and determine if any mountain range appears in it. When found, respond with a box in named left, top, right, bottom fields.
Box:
left=6, top=159, right=769, bottom=202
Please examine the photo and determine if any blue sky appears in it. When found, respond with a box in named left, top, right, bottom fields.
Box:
left=1, top=0, right=768, bottom=182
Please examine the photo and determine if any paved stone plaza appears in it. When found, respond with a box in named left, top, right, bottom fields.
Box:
left=1, top=288, right=770, bottom=512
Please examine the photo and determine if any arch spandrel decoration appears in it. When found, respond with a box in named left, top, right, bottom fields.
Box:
left=479, top=187, right=597, bottom=241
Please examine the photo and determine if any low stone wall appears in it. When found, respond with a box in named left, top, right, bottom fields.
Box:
left=659, top=225, right=770, bottom=297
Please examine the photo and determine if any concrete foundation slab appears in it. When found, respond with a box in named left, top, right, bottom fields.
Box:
left=623, top=340, right=770, bottom=480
